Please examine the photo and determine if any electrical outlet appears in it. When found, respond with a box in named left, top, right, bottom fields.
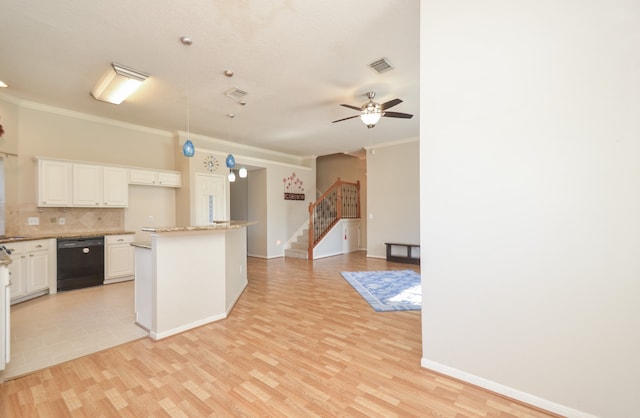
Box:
left=59, top=217, right=65, bottom=225
left=27, top=217, right=39, bottom=226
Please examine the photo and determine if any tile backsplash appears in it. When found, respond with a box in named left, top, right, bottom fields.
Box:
left=6, top=203, right=125, bottom=236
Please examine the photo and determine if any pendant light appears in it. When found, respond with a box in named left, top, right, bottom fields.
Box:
left=225, top=111, right=236, bottom=183
left=181, top=36, right=195, bottom=157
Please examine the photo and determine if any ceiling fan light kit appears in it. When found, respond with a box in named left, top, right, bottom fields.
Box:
left=91, top=63, right=149, bottom=105
left=332, top=91, right=412, bottom=128
left=360, top=100, right=382, bottom=128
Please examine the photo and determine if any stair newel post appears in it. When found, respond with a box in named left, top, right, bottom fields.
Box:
left=308, top=202, right=314, bottom=260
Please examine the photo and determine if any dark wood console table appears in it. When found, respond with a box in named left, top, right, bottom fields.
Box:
left=384, top=242, right=420, bottom=265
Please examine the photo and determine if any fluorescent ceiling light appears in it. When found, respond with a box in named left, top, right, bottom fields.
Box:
left=91, top=63, right=149, bottom=104
left=0, top=80, right=7, bottom=88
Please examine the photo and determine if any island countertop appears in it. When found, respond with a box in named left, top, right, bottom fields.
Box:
left=141, top=220, right=255, bottom=233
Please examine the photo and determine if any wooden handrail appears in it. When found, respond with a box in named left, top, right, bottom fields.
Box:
left=307, top=178, right=360, bottom=259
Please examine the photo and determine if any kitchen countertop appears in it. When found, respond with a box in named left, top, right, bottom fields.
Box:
left=141, top=221, right=255, bottom=233
left=0, top=230, right=135, bottom=244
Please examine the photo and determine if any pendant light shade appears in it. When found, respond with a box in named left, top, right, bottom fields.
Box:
left=239, top=166, right=247, bottom=178
left=182, top=139, right=195, bottom=157
left=225, top=153, right=236, bottom=168
left=228, top=170, right=236, bottom=182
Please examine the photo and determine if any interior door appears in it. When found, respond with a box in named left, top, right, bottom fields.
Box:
left=194, top=173, right=227, bottom=225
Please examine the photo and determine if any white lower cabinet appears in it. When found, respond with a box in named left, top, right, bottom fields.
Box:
left=7, top=239, right=52, bottom=305
left=105, top=234, right=135, bottom=284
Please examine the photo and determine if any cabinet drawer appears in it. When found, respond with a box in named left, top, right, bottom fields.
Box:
left=4, top=239, right=49, bottom=254
left=106, top=234, right=134, bottom=245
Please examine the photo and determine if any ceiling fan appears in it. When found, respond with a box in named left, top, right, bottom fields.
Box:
left=332, top=92, right=413, bottom=128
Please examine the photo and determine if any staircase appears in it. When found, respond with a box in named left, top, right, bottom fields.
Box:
left=285, top=178, right=360, bottom=260
left=284, top=229, right=309, bottom=259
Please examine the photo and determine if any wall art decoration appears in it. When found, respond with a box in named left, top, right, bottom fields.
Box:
left=283, top=172, right=305, bottom=200
left=203, top=155, right=220, bottom=172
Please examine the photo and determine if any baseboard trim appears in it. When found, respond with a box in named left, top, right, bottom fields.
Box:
left=421, top=358, right=596, bottom=418
left=150, top=313, right=227, bottom=341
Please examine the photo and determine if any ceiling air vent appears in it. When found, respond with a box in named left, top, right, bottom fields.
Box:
left=369, top=57, right=394, bottom=73
left=225, top=87, right=248, bottom=100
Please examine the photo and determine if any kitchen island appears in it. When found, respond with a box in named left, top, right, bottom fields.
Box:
left=132, top=221, right=251, bottom=340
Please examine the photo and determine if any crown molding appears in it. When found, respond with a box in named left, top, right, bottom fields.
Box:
left=0, top=92, right=172, bottom=138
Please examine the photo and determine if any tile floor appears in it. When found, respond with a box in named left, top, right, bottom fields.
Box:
left=0, top=281, right=148, bottom=381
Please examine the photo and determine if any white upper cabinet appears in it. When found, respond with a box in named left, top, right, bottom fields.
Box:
left=103, top=166, right=129, bottom=206
left=37, top=158, right=180, bottom=207
left=129, top=169, right=182, bottom=188
left=72, top=164, right=102, bottom=206
left=37, top=160, right=72, bottom=207
left=72, top=164, right=128, bottom=207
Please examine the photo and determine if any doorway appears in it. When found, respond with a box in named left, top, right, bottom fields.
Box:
left=194, top=173, right=227, bottom=224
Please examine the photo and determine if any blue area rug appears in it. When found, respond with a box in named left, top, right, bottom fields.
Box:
left=340, top=270, right=421, bottom=312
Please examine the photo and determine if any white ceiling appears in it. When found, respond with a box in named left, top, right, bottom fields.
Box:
left=0, top=0, right=419, bottom=157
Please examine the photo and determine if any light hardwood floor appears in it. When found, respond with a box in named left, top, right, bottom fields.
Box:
left=0, top=252, right=559, bottom=417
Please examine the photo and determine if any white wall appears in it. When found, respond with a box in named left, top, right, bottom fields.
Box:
left=266, top=164, right=314, bottom=258
left=420, top=1, right=640, bottom=417
left=247, top=168, right=267, bottom=257
left=126, top=185, right=176, bottom=242
left=367, top=139, right=420, bottom=258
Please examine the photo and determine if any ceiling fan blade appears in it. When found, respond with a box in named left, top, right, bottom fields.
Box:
left=332, top=115, right=360, bottom=123
left=340, top=104, right=362, bottom=111
left=381, top=98, right=402, bottom=110
left=383, top=111, right=413, bottom=119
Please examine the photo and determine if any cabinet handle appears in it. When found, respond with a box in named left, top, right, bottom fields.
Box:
left=117, top=239, right=124, bottom=242
left=29, top=254, right=34, bottom=257
left=36, top=245, right=42, bottom=248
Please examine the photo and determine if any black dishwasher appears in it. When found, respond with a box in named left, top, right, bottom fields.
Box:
left=57, top=237, right=105, bottom=291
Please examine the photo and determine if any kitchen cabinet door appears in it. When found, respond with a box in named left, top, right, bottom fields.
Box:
left=27, top=251, right=49, bottom=293
left=103, top=166, right=128, bottom=207
left=129, top=169, right=157, bottom=185
left=105, top=234, right=134, bottom=283
left=157, top=171, right=181, bottom=187
left=72, top=163, right=102, bottom=206
left=38, top=160, right=72, bottom=206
